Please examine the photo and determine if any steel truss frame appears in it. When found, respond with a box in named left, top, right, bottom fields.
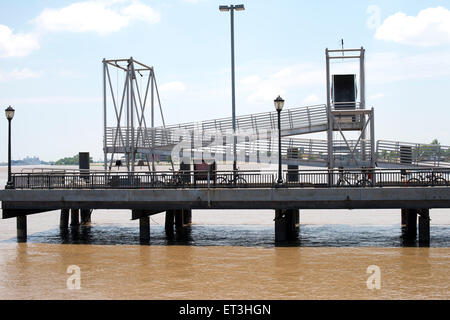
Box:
left=102, top=57, right=172, bottom=173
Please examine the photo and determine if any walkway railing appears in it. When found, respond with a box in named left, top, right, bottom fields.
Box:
left=377, top=140, right=450, bottom=167
left=105, top=104, right=329, bottom=149
left=9, top=168, right=450, bottom=189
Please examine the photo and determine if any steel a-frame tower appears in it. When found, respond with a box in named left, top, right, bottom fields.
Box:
left=102, top=57, right=170, bottom=172
left=325, top=47, right=375, bottom=170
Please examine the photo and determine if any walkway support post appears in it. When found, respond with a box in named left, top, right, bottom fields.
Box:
left=80, top=209, right=92, bottom=224
left=17, top=215, right=27, bottom=242
left=139, top=216, right=150, bottom=242
left=60, top=209, right=70, bottom=229
left=70, top=209, right=80, bottom=227
left=183, top=209, right=192, bottom=226
left=402, top=208, right=417, bottom=242
left=165, top=210, right=175, bottom=237
left=418, top=209, right=430, bottom=245
left=175, top=209, right=184, bottom=232
left=401, top=208, right=408, bottom=227
left=275, top=209, right=299, bottom=242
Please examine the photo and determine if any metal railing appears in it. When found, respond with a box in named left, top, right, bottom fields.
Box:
left=192, top=138, right=372, bottom=166
left=9, top=168, right=450, bottom=189
left=11, top=170, right=275, bottom=189
left=105, top=104, right=329, bottom=149
left=377, top=140, right=450, bottom=167
left=284, top=168, right=450, bottom=188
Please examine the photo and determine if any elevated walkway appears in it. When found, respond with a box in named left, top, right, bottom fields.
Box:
left=104, top=104, right=449, bottom=169
left=105, top=103, right=363, bottom=155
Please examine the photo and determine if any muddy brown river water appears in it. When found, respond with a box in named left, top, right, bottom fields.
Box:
left=0, top=166, right=449, bottom=299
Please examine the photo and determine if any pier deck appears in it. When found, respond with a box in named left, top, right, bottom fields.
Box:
left=1, top=187, right=450, bottom=219
left=1, top=168, right=449, bottom=244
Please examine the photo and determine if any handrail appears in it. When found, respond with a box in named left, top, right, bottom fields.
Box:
left=105, top=104, right=329, bottom=148
left=10, top=168, right=450, bottom=190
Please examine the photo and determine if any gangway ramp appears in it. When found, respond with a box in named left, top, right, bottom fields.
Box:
left=105, top=103, right=364, bottom=153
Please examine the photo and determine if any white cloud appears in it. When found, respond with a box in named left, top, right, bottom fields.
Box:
left=367, top=51, right=450, bottom=83
left=34, top=0, right=160, bottom=35
left=303, top=94, right=320, bottom=104
left=159, top=81, right=187, bottom=93
left=0, top=0, right=160, bottom=58
left=239, top=64, right=323, bottom=104
left=247, top=85, right=286, bottom=104
left=183, top=0, right=206, bottom=3
left=240, top=75, right=260, bottom=86
left=273, top=67, right=293, bottom=78
left=0, top=68, right=41, bottom=81
left=369, top=93, right=384, bottom=100
left=0, top=96, right=101, bottom=105
left=0, top=25, right=40, bottom=58
left=120, top=1, right=161, bottom=24
left=375, top=6, right=450, bottom=46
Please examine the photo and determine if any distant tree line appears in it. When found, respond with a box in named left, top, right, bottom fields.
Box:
left=55, top=154, right=93, bottom=165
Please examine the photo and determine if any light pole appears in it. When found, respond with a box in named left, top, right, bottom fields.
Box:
left=274, top=96, right=284, bottom=184
left=5, top=106, right=15, bottom=189
left=219, top=4, right=245, bottom=174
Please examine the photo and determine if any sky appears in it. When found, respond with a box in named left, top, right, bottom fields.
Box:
left=0, top=0, right=449, bottom=162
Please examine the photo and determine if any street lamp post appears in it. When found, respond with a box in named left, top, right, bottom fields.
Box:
left=5, top=106, right=15, bottom=189
left=219, top=4, right=245, bottom=174
left=274, top=96, right=284, bottom=184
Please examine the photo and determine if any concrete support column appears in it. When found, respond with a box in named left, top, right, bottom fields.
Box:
left=165, top=210, right=175, bottom=237
left=402, top=208, right=417, bottom=242
left=139, top=216, right=150, bottom=242
left=17, top=215, right=27, bottom=242
left=275, top=209, right=299, bottom=242
left=183, top=209, right=192, bottom=226
left=401, top=208, right=408, bottom=227
left=80, top=209, right=92, bottom=224
left=418, top=209, right=430, bottom=245
left=175, top=209, right=184, bottom=232
left=70, top=209, right=80, bottom=227
left=60, top=209, right=70, bottom=229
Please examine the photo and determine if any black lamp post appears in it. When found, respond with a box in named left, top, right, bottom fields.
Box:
left=274, top=96, right=284, bottom=184
left=5, top=106, right=15, bottom=189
